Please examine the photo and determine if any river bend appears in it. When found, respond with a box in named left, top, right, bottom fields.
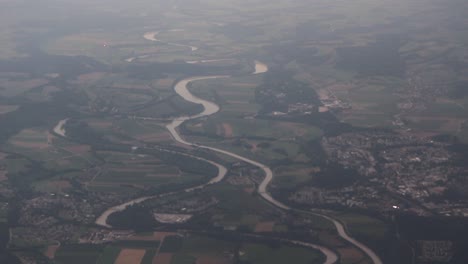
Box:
left=96, top=31, right=383, bottom=263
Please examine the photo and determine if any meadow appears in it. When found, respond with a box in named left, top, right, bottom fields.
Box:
left=49, top=232, right=325, bottom=264
left=240, top=243, right=323, bottom=264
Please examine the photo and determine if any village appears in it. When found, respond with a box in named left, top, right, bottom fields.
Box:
left=291, top=131, right=468, bottom=217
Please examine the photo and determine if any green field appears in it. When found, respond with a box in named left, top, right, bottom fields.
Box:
left=190, top=75, right=261, bottom=116
left=55, top=244, right=105, bottom=264
left=187, top=117, right=322, bottom=139
left=90, top=168, right=201, bottom=193
left=32, top=172, right=79, bottom=193
left=3, top=127, right=94, bottom=172
left=55, top=240, right=162, bottom=264
left=52, top=235, right=317, bottom=264
left=89, top=149, right=212, bottom=194
left=240, top=243, right=323, bottom=264
left=141, top=249, right=157, bottom=264
left=160, top=235, right=184, bottom=253
left=333, top=212, right=388, bottom=241
left=166, top=235, right=236, bottom=264
left=112, top=119, right=171, bottom=143
left=1, top=1, right=466, bottom=263
left=273, top=165, right=316, bottom=189
left=334, top=82, right=399, bottom=128
left=96, top=246, right=121, bottom=264
left=206, top=183, right=272, bottom=223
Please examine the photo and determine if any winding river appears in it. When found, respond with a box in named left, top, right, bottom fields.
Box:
left=143, top=31, right=198, bottom=51
left=95, top=31, right=384, bottom=264
left=166, top=64, right=342, bottom=263
left=165, top=62, right=382, bottom=264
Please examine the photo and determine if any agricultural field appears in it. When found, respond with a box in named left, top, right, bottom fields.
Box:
left=24, top=85, right=62, bottom=102
left=200, top=182, right=335, bottom=233
left=111, top=119, right=172, bottom=144
left=0, top=29, right=18, bottom=59
left=0, top=104, right=19, bottom=115
left=189, top=75, right=260, bottom=117
left=3, top=127, right=93, bottom=171
left=89, top=150, right=203, bottom=194
left=166, top=235, right=233, bottom=264
left=405, top=98, right=468, bottom=139
left=186, top=118, right=322, bottom=140
left=185, top=123, right=320, bottom=165
left=6, top=128, right=50, bottom=150
left=240, top=243, right=323, bottom=264
left=47, top=232, right=326, bottom=264
left=0, top=153, right=7, bottom=183
left=332, top=212, right=388, bottom=242
left=43, top=30, right=149, bottom=63
left=42, top=22, right=238, bottom=65
left=272, top=165, right=319, bottom=190
left=184, top=182, right=278, bottom=232
left=0, top=74, right=49, bottom=98
left=457, top=121, right=468, bottom=143
left=181, top=72, right=323, bottom=165
left=83, top=118, right=114, bottom=133
left=209, top=140, right=301, bottom=165
left=1, top=1, right=467, bottom=263
left=331, top=79, right=401, bottom=128
left=51, top=240, right=161, bottom=264
left=54, top=244, right=105, bottom=264
left=33, top=173, right=75, bottom=194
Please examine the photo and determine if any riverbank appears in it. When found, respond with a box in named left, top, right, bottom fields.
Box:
left=143, top=30, right=198, bottom=51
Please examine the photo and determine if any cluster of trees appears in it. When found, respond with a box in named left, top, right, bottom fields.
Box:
left=107, top=205, right=156, bottom=231
left=64, top=119, right=107, bottom=146
left=255, top=69, right=320, bottom=114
